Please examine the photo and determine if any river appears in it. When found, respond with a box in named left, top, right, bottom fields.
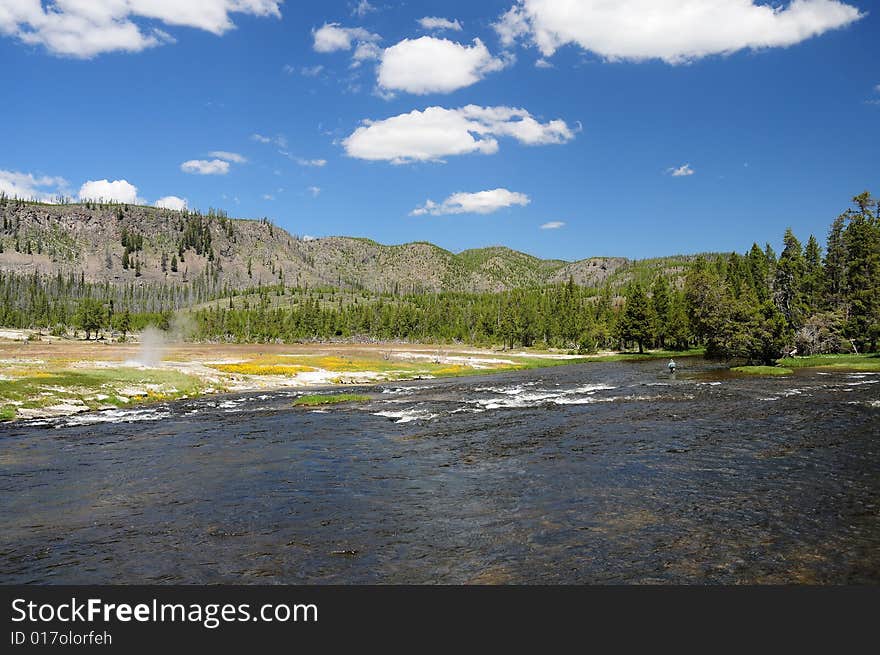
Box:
left=1, top=358, right=878, bottom=584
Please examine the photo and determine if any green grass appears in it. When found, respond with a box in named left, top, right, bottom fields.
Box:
left=0, top=367, right=207, bottom=412
left=730, top=365, right=794, bottom=376
left=777, top=354, right=880, bottom=371
left=0, top=405, right=16, bottom=421
left=292, top=393, right=371, bottom=406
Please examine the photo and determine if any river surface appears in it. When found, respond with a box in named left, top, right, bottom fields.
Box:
left=1, top=358, right=878, bottom=584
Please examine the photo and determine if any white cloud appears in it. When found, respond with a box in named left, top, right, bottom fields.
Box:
left=535, top=58, right=553, bottom=68
left=411, top=189, right=530, bottom=216
left=154, top=195, right=187, bottom=211
left=0, top=169, right=67, bottom=202
left=0, top=0, right=282, bottom=58
left=181, top=159, right=230, bottom=175
left=262, top=193, right=274, bottom=200
left=251, top=133, right=287, bottom=148
left=296, top=158, right=327, bottom=167
left=540, top=221, right=565, bottom=229
left=353, top=1, right=376, bottom=17
left=378, top=37, right=509, bottom=95
left=494, top=4, right=531, bottom=48
left=313, top=23, right=380, bottom=53
left=300, top=64, right=324, bottom=77
left=307, top=186, right=321, bottom=197
left=668, top=163, right=695, bottom=177
left=79, top=179, right=140, bottom=203
left=208, top=151, right=247, bottom=163
left=343, top=104, right=575, bottom=164
left=493, top=0, right=863, bottom=64
left=418, top=17, right=463, bottom=32
left=352, top=40, right=381, bottom=65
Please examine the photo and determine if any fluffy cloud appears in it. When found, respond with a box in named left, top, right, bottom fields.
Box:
left=668, top=163, right=695, bottom=177
left=0, top=0, right=282, bottom=58
left=181, top=151, right=247, bottom=174
left=154, top=195, right=187, bottom=211
left=307, top=186, right=321, bottom=197
left=0, top=169, right=67, bottom=202
left=208, top=151, right=246, bottom=163
left=411, top=188, right=530, bottom=216
left=78, top=179, right=140, bottom=203
left=312, top=23, right=380, bottom=53
left=343, top=105, right=575, bottom=164
left=418, top=17, right=463, bottom=32
left=493, top=0, right=863, bottom=64
left=540, top=221, right=565, bottom=229
left=378, top=37, right=509, bottom=95
left=180, top=159, right=230, bottom=175
left=494, top=4, right=531, bottom=47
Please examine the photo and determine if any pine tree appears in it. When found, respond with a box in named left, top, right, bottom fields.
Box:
left=774, top=228, right=807, bottom=329
left=803, top=235, right=823, bottom=314
left=842, top=192, right=880, bottom=351
left=824, top=213, right=847, bottom=308
left=746, top=243, right=770, bottom=301
left=651, top=275, right=671, bottom=348
left=666, top=293, right=691, bottom=351
left=618, top=282, right=654, bottom=353
left=685, top=257, right=727, bottom=348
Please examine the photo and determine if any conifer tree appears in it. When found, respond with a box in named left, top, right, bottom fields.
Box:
left=842, top=192, right=880, bottom=351
left=651, top=275, right=671, bottom=348
left=618, top=282, right=654, bottom=353
left=774, top=228, right=807, bottom=329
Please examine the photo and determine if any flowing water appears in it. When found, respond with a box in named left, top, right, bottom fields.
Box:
left=1, top=358, right=878, bottom=584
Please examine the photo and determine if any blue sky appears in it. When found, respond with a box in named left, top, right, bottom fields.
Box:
left=0, top=0, right=877, bottom=260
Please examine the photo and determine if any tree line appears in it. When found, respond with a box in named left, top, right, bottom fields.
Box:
left=0, top=193, right=876, bottom=363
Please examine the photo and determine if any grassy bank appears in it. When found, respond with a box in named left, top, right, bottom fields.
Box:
left=0, top=367, right=210, bottom=421
left=730, top=365, right=794, bottom=376
left=0, top=341, right=703, bottom=422
left=727, top=353, right=880, bottom=376
left=777, top=354, right=880, bottom=371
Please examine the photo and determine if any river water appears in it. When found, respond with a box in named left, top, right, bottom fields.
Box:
left=1, top=358, right=878, bottom=584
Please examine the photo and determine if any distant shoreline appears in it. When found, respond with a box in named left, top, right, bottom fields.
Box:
left=2, top=333, right=876, bottom=424
left=0, top=337, right=654, bottom=423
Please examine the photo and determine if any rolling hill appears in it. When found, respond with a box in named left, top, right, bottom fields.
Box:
left=0, top=198, right=713, bottom=295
